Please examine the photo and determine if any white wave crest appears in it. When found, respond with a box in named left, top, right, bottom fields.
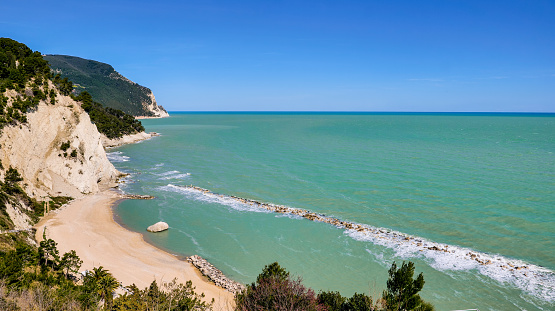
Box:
left=156, top=171, right=192, bottom=180
left=162, top=184, right=272, bottom=214
left=106, top=151, right=130, bottom=162
left=162, top=184, right=555, bottom=302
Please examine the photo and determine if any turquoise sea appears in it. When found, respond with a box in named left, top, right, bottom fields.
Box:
left=109, top=112, right=554, bottom=310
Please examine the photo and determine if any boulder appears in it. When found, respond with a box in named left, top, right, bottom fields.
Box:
left=147, top=221, right=169, bottom=232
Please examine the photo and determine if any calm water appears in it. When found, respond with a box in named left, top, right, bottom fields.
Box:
left=110, top=113, right=555, bottom=310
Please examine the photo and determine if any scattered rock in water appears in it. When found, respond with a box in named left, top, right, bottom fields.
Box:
left=147, top=221, right=169, bottom=232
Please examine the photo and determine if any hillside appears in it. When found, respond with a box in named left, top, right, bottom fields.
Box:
left=0, top=38, right=122, bottom=199
left=43, top=55, right=169, bottom=118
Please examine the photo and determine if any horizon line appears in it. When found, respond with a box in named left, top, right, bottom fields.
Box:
left=165, top=111, right=555, bottom=115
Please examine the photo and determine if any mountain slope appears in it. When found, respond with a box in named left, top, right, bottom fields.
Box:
left=44, top=55, right=169, bottom=118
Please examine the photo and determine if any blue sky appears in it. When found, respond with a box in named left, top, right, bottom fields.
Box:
left=2, top=0, right=554, bottom=112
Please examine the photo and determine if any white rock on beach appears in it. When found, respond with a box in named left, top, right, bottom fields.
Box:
left=147, top=221, right=169, bottom=232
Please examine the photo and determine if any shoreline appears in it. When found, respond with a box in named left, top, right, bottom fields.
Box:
left=34, top=189, right=234, bottom=310
left=102, top=131, right=160, bottom=148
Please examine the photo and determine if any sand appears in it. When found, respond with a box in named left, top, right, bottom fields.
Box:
left=34, top=190, right=234, bottom=310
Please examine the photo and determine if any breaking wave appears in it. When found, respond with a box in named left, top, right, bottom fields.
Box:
left=156, top=170, right=191, bottom=180
left=106, top=151, right=130, bottom=162
left=162, top=184, right=555, bottom=302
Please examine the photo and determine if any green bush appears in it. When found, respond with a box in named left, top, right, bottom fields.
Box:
left=60, top=141, right=70, bottom=151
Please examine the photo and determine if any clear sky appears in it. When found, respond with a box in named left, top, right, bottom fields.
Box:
left=2, top=0, right=554, bottom=112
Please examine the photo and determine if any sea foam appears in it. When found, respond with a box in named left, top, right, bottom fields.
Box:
left=157, top=171, right=191, bottom=180
left=163, top=184, right=555, bottom=302
left=106, top=151, right=130, bottom=162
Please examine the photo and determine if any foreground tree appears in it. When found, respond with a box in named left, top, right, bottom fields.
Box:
left=112, top=278, right=212, bottom=310
left=382, top=261, right=434, bottom=311
left=235, top=262, right=324, bottom=311
left=38, top=238, right=59, bottom=269
left=317, top=290, right=373, bottom=311
left=59, top=250, right=83, bottom=278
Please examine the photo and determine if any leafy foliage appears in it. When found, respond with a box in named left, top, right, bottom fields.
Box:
left=238, top=261, right=434, bottom=311
left=1, top=38, right=144, bottom=139
left=113, top=279, right=213, bottom=311
left=1, top=229, right=214, bottom=311
left=53, top=73, right=73, bottom=96
left=75, top=91, right=144, bottom=139
left=60, top=250, right=83, bottom=278
left=0, top=38, right=50, bottom=90
left=236, top=262, right=324, bottom=311
left=0, top=167, right=44, bottom=230
left=60, top=141, right=71, bottom=151
left=0, top=239, right=99, bottom=310
left=256, top=262, right=290, bottom=284
left=382, top=261, right=434, bottom=311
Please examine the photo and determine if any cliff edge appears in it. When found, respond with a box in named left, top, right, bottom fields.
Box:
left=0, top=84, right=120, bottom=200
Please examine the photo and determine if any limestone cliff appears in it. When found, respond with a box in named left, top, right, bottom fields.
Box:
left=0, top=85, right=120, bottom=200
left=143, top=89, right=170, bottom=118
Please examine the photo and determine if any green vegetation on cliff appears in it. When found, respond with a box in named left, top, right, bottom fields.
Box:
left=0, top=38, right=144, bottom=139
left=43, top=55, right=167, bottom=117
left=74, top=91, right=144, bottom=139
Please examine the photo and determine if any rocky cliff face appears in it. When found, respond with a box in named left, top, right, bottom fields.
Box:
left=143, top=89, right=169, bottom=118
left=0, top=85, right=120, bottom=200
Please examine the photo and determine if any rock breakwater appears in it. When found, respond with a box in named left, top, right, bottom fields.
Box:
left=119, top=194, right=155, bottom=200
left=169, top=184, right=555, bottom=302
left=187, top=255, right=245, bottom=294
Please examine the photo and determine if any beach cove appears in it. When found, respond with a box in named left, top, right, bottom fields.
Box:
left=35, top=186, right=234, bottom=310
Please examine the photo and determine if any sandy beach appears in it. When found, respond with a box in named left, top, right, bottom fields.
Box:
left=34, top=190, right=234, bottom=310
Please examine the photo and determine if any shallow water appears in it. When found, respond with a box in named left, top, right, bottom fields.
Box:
left=111, top=112, right=555, bottom=310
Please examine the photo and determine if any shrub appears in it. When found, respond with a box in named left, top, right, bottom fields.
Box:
left=345, top=292, right=373, bottom=311
left=60, top=141, right=70, bottom=151
left=317, top=291, right=346, bottom=311
left=236, top=262, right=324, bottom=311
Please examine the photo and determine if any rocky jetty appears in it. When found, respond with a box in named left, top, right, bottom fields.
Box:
left=146, top=222, right=169, bottom=232
left=176, top=185, right=539, bottom=276
left=187, top=255, right=245, bottom=294
left=119, top=194, right=155, bottom=200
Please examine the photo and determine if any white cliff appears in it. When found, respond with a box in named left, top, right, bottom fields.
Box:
left=142, top=90, right=169, bottom=118
left=0, top=86, right=120, bottom=200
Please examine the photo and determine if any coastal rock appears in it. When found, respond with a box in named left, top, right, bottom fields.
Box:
left=0, top=87, right=120, bottom=199
left=187, top=255, right=245, bottom=294
left=147, top=221, right=169, bottom=232
left=102, top=131, right=159, bottom=148
left=141, top=91, right=169, bottom=118
left=119, top=194, right=155, bottom=200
